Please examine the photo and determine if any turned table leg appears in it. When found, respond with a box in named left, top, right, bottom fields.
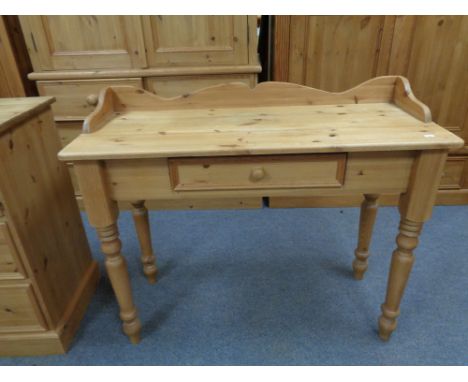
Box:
left=74, top=161, right=142, bottom=344
left=377, top=150, right=448, bottom=341
left=97, top=224, right=142, bottom=344
left=131, top=201, right=158, bottom=284
left=353, top=193, right=379, bottom=280
left=378, top=218, right=421, bottom=340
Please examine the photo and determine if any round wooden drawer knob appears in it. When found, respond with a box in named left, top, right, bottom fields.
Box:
left=250, top=167, right=266, bottom=182
left=86, top=94, right=99, bottom=106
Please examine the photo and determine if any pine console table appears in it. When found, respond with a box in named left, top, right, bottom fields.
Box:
left=58, top=76, right=464, bottom=344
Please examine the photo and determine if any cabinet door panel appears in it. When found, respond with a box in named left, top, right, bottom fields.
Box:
left=20, top=16, right=147, bottom=70
left=287, top=16, right=389, bottom=91
left=143, top=16, right=249, bottom=66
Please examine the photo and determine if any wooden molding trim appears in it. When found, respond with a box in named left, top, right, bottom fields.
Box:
left=273, top=16, right=291, bottom=81
left=81, top=75, right=433, bottom=136
left=83, top=76, right=410, bottom=133
left=0, top=96, right=55, bottom=135
left=392, top=76, right=432, bottom=123
left=27, top=64, right=263, bottom=81
left=83, top=76, right=430, bottom=133
left=83, top=87, right=118, bottom=133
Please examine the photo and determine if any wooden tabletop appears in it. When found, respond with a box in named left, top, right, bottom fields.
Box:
left=0, top=97, right=55, bottom=134
left=58, top=77, right=464, bottom=161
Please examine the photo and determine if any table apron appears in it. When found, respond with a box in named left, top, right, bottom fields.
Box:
left=103, top=151, right=417, bottom=201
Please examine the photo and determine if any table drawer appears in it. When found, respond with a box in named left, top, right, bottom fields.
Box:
left=37, top=78, right=143, bottom=120
left=168, top=154, right=347, bottom=191
left=0, top=222, right=25, bottom=278
left=0, top=282, right=47, bottom=333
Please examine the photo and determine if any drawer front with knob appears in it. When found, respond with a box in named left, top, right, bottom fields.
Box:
left=168, top=154, right=347, bottom=191
left=37, top=78, right=143, bottom=120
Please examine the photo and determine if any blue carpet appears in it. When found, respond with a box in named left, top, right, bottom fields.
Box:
left=1, top=205, right=468, bottom=365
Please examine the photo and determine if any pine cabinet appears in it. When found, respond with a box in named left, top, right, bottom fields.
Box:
left=18, top=15, right=261, bottom=210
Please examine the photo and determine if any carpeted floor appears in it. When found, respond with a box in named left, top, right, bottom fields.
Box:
left=1, top=205, right=467, bottom=365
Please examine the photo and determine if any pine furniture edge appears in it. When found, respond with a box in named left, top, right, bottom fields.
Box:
left=83, top=75, right=430, bottom=134
left=393, top=76, right=432, bottom=123
left=26, top=64, right=263, bottom=81
left=0, top=96, right=55, bottom=135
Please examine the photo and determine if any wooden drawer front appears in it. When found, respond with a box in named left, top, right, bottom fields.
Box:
left=0, top=223, right=24, bottom=278
left=0, top=283, right=47, bottom=332
left=169, top=154, right=346, bottom=191
left=144, top=74, right=253, bottom=97
left=439, top=157, right=466, bottom=190
left=37, top=78, right=143, bottom=120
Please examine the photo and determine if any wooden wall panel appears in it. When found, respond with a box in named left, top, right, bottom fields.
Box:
left=274, top=16, right=467, bottom=138
left=273, top=15, right=468, bottom=205
left=286, top=16, right=307, bottom=84
left=273, top=16, right=290, bottom=81
left=389, top=16, right=468, bottom=140
left=0, top=16, right=36, bottom=97
left=303, top=16, right=387, bottom=91
left=0, top=17, right=26, bottom=97
left=275, top=16, right=395, bottom=91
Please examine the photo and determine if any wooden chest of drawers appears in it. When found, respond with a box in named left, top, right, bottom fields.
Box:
left=0, top=97, right=99, bottom=356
